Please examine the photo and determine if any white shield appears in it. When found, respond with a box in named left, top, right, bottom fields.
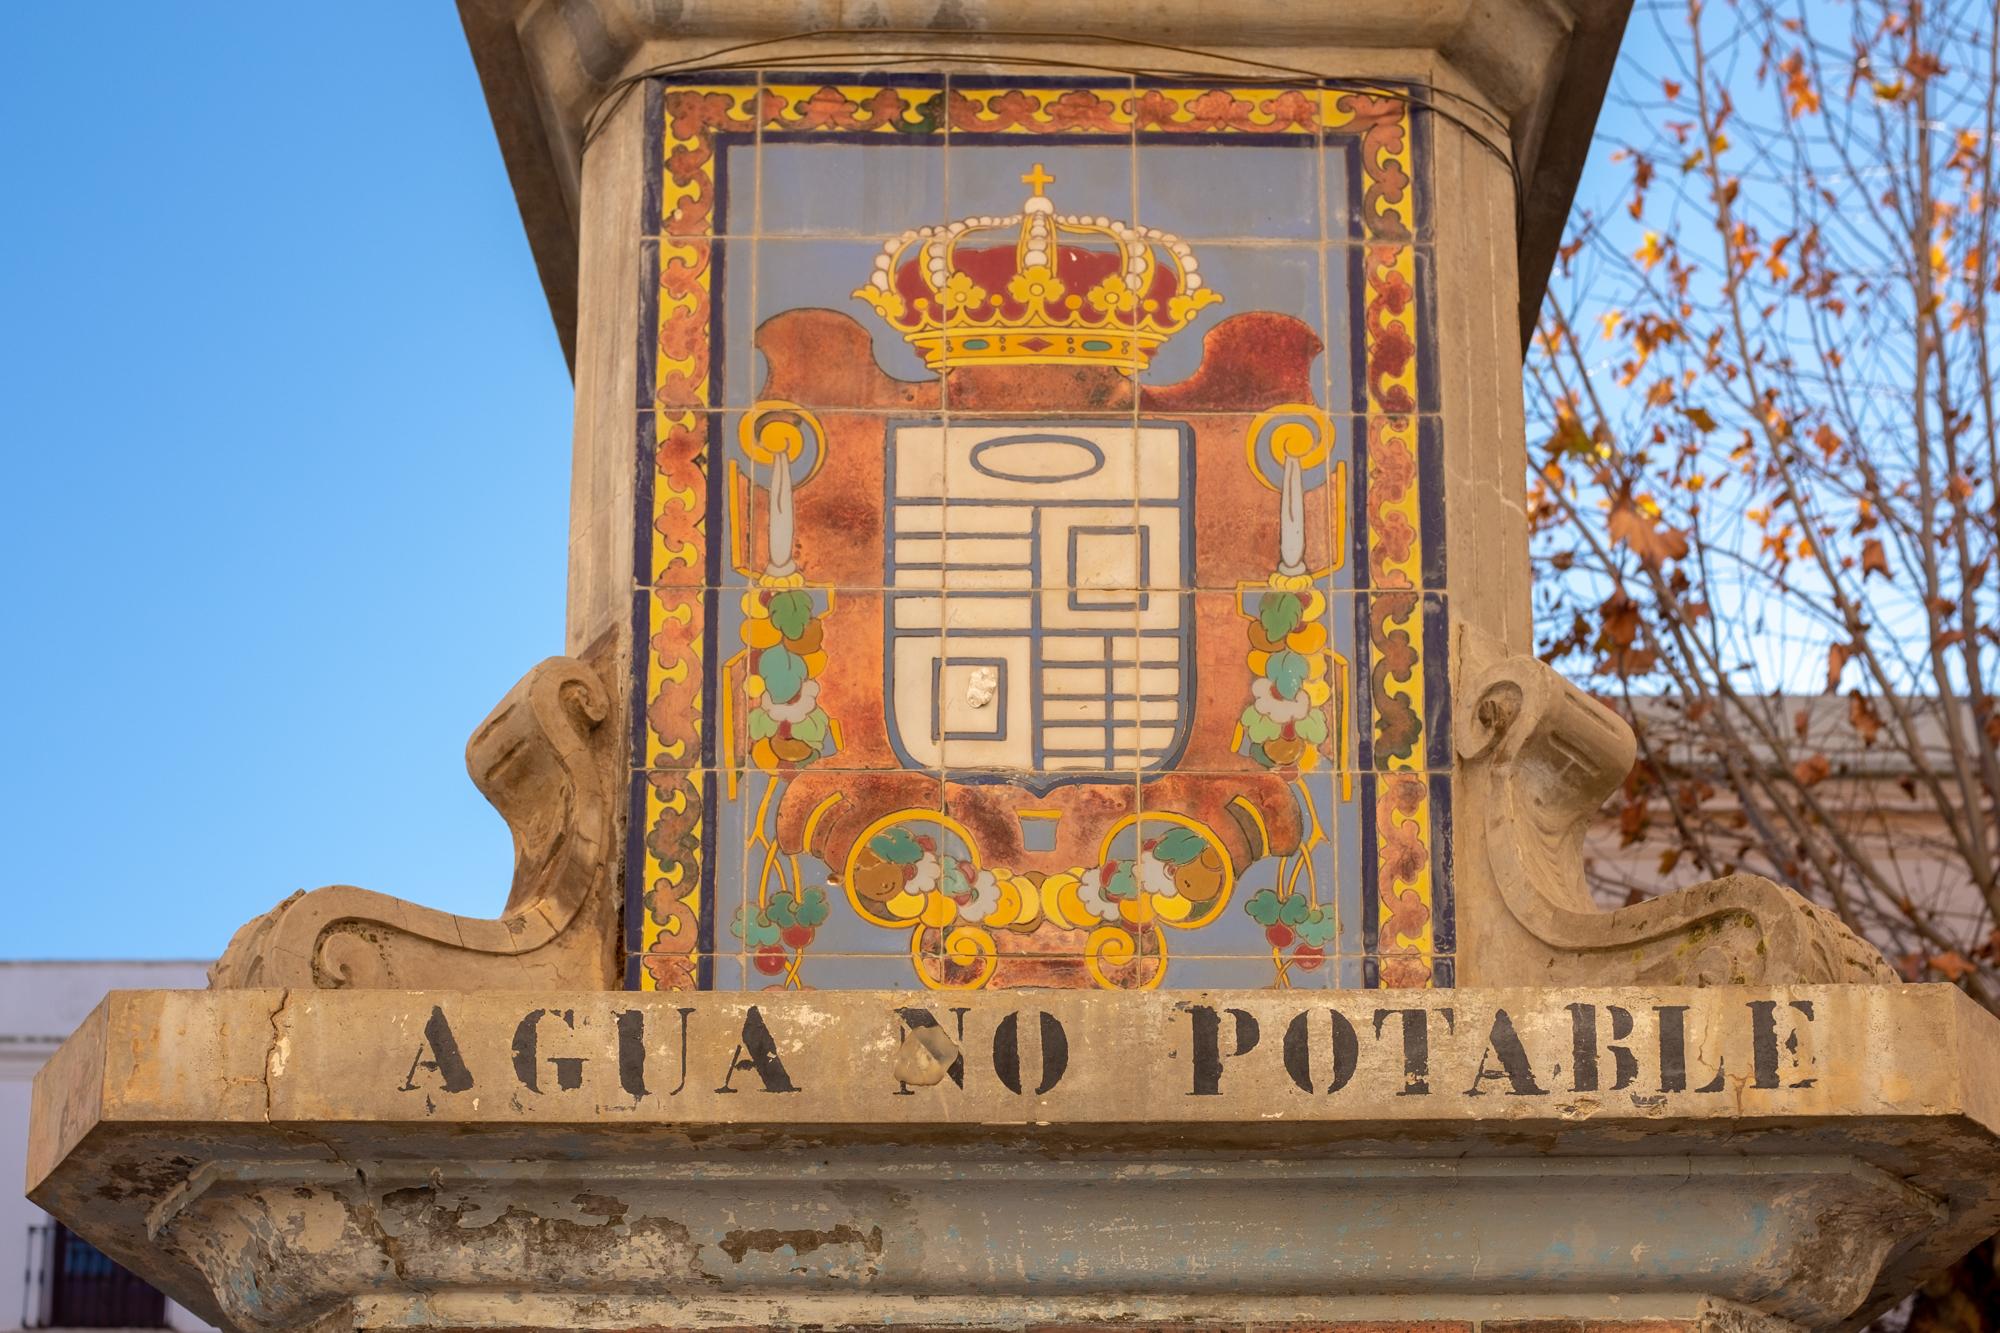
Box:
left=884, top=420, right=1193, bottom=782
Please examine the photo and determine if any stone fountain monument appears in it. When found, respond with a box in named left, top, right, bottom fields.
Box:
left=28, top=3, right=2000, bottom=1330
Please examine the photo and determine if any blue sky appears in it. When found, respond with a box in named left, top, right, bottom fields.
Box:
left=2, top=6, right=570, bottom=958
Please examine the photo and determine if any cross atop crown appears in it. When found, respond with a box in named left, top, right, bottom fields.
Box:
left=1020, top=162, right=1055, bottom=197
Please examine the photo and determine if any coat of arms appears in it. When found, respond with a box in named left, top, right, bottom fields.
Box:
left=637, top=83, right=1446, bottom=992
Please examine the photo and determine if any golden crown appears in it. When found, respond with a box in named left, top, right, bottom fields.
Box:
left=853, top=164, right=1222, bottom=372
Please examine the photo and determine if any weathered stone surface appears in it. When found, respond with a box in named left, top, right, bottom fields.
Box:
left=27, top=985, right=2000, bottom=1332
left=292, top=1300, right=1803, bottom=1333
left=1452, top=638, right=1895, bottom=989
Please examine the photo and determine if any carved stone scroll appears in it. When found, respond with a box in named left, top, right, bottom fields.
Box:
left=1454, top=632, right=1896, bottom=987
left=209, top=656, right=621, bottom=990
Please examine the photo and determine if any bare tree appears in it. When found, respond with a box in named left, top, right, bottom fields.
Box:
left=1531, top=0, right=1999, bottom=1004
left=1531, top=2, right=2000, bottom=1318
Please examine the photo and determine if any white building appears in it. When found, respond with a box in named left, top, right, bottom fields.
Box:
left=2, top=962, right=214, bottom=1332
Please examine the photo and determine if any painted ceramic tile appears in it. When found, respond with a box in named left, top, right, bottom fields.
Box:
left=758, top=139, right=946, bottom=237
left=1140, top=244, right=1330, bottom=387
left=633, top=77, right=1445, bottom=993
left=947, top=141, right=1136, bottom=226
left=720, top=137, right=757, bottom=237
left=649, top=77, right=762, bottom=238
left=736, top=238, right=945, bottom=407
left=1136, top=140, right=1323, bottom=241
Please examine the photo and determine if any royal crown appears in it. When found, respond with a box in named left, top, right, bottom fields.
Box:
left=853, top=164, right=1221, bottom=372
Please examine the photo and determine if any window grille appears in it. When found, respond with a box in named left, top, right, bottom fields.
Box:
left=21, top=1221, right=168, bottom=1329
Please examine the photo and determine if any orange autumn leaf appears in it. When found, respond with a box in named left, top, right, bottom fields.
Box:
left=1607, top=497, right=1691, bottom=567
left=1947, top=128, right=1983, bottom=171
left=1848, top=691, right=1883, bottom=747
left=1904, top=51, right=1949, bottom=80
left=1598, top=590, right=1641, bottom=648
left=1548, top=410, right=1593, bottom=457
left=1618, top=798, right=1649, bottom=845
left=1791, top=753, right=1831, bottom=787
left=1781, top=52, right=1821, bottom=117
left=1861, top=538, right=1890, bottom=579
left=1929, top=951, right=1976, bottom=982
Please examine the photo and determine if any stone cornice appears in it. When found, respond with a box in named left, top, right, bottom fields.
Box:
left=455, top=0, right=1630, bottom=369
left=27, top=985, right=2000, bottom=1332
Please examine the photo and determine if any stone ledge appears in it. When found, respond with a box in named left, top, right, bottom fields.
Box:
left=26, top=985, right=2000, bottom=1333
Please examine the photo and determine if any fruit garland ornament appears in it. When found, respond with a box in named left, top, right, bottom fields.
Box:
left=737, top=401, right=838, bottom=771
left=740, top=577, right=834, bottom=768
left=1242, top=885, right=1338, bottom=972
left=839, top=814, right=1234, bottom=989
left=734, top=884, right=833, bottom=978
left=1234, top=401, right=1347, bottom=980
left=1239, top=572, right=1334, bottom=769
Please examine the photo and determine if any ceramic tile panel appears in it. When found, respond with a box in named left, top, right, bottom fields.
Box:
left=761, top=956, right=945, bottom=991
left=722, top=768, right=950, bottom=970
left=628, top=767, right=718, bottom=989
left=630, top=74, right=1445, bottom=993
left=946, top=140, right=1136, bottom=230
left=676, top=580, right=929, bottom=776
left=1361, top=768, right=1456, bottom=990
left=943, top=76, right=1138, bottom=145
left=645, top=236, right=724, bottom=410
left=1362, top=591, right=1452, bottom=774
left=1140, top=412, right=1355, bottom=591
left=730, top=768, right=954, bottom=989
left=1324, top=134, right=1369, bottom=243
left=1322, top=84, right=1432, bottom=244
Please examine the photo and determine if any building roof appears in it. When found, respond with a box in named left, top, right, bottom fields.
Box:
left=1616, top=693, right=1981, bottom=779
left=0, top=960, right=212, bottom=1055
